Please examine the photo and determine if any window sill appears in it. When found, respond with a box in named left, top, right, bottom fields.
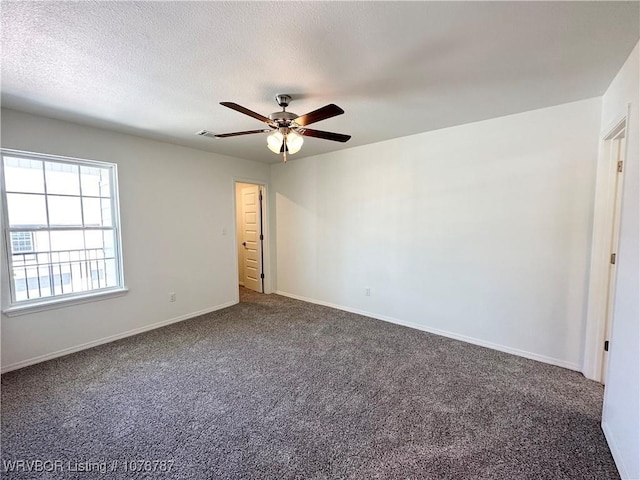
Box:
left=2, top=287, right=129, bottom=317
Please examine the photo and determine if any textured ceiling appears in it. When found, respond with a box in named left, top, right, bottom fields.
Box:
left=2, top=1, right=639, bottom=164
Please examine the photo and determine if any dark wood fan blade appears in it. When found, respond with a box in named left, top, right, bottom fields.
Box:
left=294, top=104, right=344, bottom=126
left=220, top=102, right=273, bottom=124
left=214, top=129, right=271, bottom=138
left=298, top=128, right=351, bottom=143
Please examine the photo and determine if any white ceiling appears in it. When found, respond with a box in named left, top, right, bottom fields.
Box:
left=2, top=1, right=638, bottom=164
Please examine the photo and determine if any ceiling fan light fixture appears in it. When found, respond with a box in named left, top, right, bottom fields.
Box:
left=214, top=95, right=349, bottom=162
left=267, top=130, right=284, bottom=154
left=267, top=129, right=304, bottom=156
left=286, top=130, right=304, bottom=154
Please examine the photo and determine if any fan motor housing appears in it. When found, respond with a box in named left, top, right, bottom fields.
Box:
left=269, top=110, right=298, bottom=126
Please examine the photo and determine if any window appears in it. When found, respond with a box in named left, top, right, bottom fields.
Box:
left=1, top=150, right=125, bottom=309
left=10, top=231, right=34, bottom=253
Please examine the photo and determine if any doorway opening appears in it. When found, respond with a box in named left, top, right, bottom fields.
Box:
left=584, top=116, right=627, bottom=384
left=600, top=123, right=626, bottom=384
left=235, top=182, right=265, bottom=294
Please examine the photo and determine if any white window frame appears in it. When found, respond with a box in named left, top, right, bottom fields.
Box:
left=1, top=149, right=127, bottom=316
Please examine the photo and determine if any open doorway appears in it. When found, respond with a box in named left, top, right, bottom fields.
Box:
left=235, top=182, right=265, bottom=293
left=600, top=124, right=626, bottom=383
left=584, top=116, right=628, bottom=384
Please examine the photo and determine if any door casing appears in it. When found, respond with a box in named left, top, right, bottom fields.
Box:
left=583, top=113, right=629, bottom=383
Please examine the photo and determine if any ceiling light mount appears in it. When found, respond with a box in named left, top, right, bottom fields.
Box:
left=275, top=94, right=292, bottom=109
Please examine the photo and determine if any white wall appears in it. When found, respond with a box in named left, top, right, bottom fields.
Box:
left=600, top=42, right=639, bottom=480
left=272, top=98, right=602, bottom=370
left=0, top=108, right=270, bottom=371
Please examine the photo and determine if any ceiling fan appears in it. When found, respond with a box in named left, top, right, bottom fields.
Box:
left=198, top=94, right=351, bottom=162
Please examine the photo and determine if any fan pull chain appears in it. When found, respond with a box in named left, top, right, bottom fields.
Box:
left=283, top=136, right=288, bottom=163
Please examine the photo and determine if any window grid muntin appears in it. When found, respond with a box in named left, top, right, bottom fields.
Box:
left=2, top=150, right=124, bottom=305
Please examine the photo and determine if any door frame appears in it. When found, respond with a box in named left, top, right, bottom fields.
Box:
left=583, top=111, right=629, bottom=383
left=233, top=178, right=271, bottom=296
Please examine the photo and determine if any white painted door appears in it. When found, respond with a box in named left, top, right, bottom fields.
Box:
left=602, top=133, right=625, bottom=383
left=241, top=185, right=263, bottom=293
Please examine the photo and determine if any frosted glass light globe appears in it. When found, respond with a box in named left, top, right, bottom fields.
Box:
left=267, top=131, right=284, bottom=154
left=286, top=130, right=304, bottom=154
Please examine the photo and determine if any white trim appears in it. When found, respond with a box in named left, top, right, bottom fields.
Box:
left=602, top=421, right=629, bottom=479
left=0, top=148, right=119, bottom=169
left=275, top=290, right=580, bottom=371
left=583, top=110, right=629, bottom=382
left=2, top=286, right=129, bottom=317
left=0, top=300, right=237, bottom=373
left=600, top=112, right=629, bottom=140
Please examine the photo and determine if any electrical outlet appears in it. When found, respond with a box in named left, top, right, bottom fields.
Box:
left=169, top=292, right=176, bottom=302
left=365, top=287, right=371, bottom=297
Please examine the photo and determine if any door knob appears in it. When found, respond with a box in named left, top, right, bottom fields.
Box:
left=242, top=242, right=247, bottom=247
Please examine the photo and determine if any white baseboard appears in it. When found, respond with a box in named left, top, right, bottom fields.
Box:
left=602, top=421, right=630, bottom=479
left=275, top=290, right=580, bottom=372
left=1, top=300, right=237, bottom=373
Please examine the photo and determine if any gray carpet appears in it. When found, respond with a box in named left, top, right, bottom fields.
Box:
left=1, top=288, right=619, bottom=479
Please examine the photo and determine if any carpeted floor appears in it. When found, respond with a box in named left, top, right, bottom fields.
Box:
left=1, top=288, right=619, bottom=479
